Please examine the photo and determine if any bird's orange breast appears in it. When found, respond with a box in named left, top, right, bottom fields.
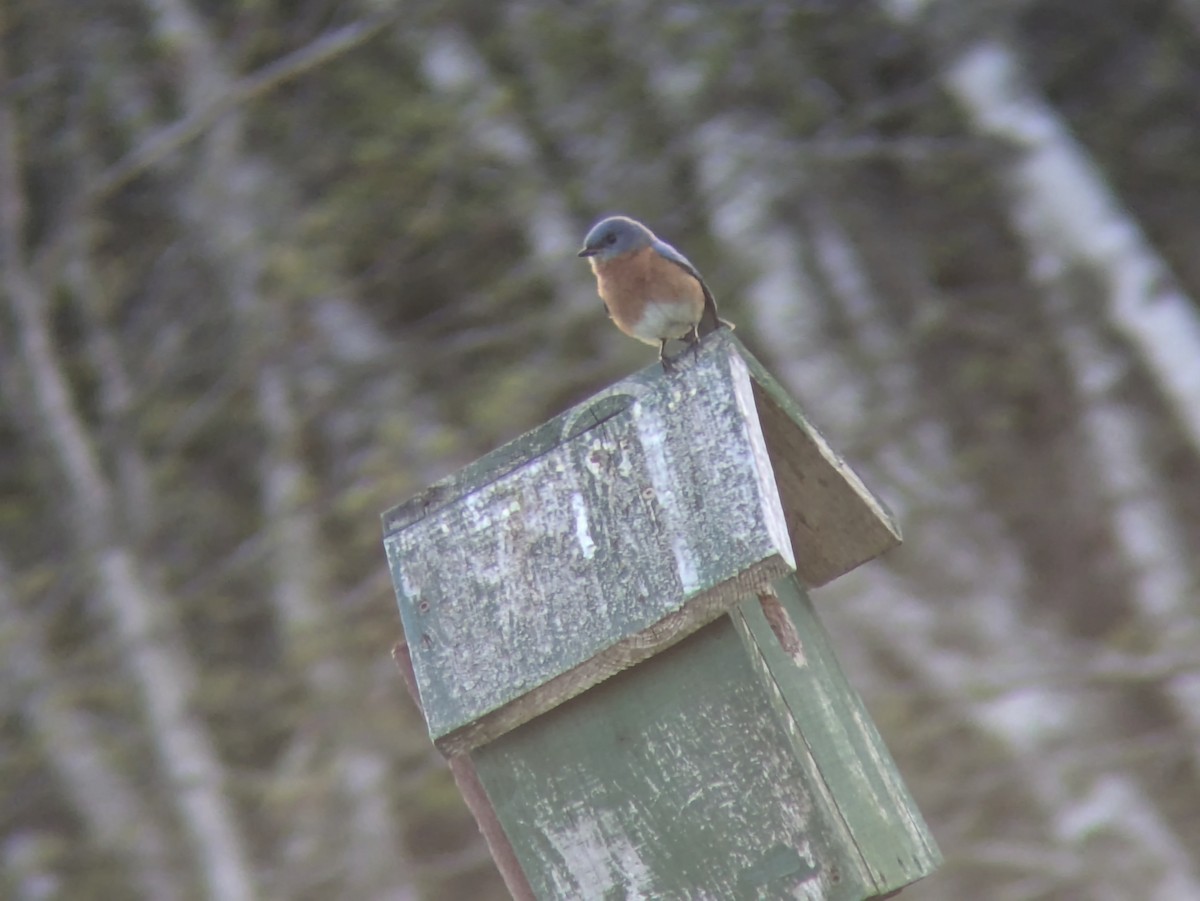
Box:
left=591, top=247, right=705, bottom=344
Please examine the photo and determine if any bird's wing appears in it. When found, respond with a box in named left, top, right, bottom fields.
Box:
left=652, top=239, right=730, bottom=338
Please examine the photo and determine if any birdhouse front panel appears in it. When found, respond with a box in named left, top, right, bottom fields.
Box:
left=385, top=344, right=795, bottom=750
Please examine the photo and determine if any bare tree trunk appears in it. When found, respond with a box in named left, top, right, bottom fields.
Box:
left=0, top=43, right=259, bottom=901
left=0, top=555, right=185, bottom=901
left=134, top=1, right=413, bottom=895
left=943, top=39, right=1200, bottom=452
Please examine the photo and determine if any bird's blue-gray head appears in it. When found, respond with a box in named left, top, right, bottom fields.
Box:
left=577, top=216, right=655, bottom=262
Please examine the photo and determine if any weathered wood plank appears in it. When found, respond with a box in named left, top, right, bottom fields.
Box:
left=739, top=349, right=902, bottom=586
left=732, top=577, right=942, bottom=894
left=382, top=331, right=900, bottom=589
left=381, top=392, right=634, bottom=536
left=472, top=617, right=876, bottom=900
left=385, top=340, right=794, bottom=752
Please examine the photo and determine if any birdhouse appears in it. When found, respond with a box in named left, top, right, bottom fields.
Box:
left=383, top=331, right=941, bottom=899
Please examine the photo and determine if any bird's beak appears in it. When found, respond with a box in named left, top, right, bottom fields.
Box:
left=577, top=247, right=598, bottom=258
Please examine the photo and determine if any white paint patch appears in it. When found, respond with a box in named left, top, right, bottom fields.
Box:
left=571, top=492, right=597, bottom=560
left=385, top=541, right=417, bottom=602
left=728, top=352, right=795, bottom=571
left=634, top=405, right=700, bottom=594
left=671, top=533, right=699, bottom=594
left=541, top=808, right=656, bottom=898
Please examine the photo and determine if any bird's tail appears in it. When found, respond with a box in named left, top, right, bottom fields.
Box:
left=698, top=282, right=734, bottom=337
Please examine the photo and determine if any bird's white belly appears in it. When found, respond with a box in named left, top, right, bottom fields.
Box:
left=630, top=300, right=698, bottom=345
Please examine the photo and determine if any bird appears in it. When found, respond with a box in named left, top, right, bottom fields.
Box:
left=577, top=215, right=732, bottom=369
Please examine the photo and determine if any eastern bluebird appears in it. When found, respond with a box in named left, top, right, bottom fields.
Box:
left=578, top=216, right=733, bottom=369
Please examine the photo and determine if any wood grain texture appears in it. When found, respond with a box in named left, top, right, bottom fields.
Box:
left=385, top=337, right=794, bottom=749
left=744, top=366, right=902, bottom=587
left=472, top=617, right=870, bottom=900
left=381, top=330, right=900, bottom=579
left=732, top=577, right=942, bottom=895
left=469, top=579, right=940, bottom=899
left=383, top=331, right=904, bottom=750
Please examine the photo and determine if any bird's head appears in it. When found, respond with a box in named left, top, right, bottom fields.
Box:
left=577, top=216, right=654, bottom=262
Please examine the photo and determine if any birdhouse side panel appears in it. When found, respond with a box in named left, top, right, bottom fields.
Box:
left=472, top=618, right=875, bottom=900
left=732, top=578, right=942, bottom=893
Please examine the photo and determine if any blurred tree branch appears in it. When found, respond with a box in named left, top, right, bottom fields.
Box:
left=92, top=12, right=399, bottom=200
left=1, top=36, right=260, bottom=901
left=124, top=0, right=416, bottom=893
left=0, top=554, right=185, bottom=901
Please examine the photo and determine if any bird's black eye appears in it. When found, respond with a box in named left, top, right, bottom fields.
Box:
left=604, top=233, right=617, bottom=245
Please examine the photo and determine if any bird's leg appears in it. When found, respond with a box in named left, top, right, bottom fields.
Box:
left=688, top=323, right=702, bottom=358
left=659, top=338, right=676, bottom=373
